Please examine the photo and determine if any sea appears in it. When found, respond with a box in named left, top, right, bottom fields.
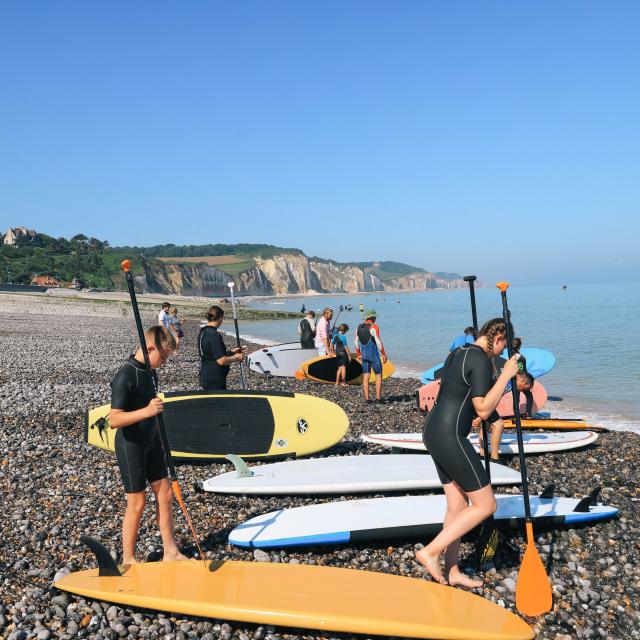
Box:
left=236, top=282, right=640, bottom=434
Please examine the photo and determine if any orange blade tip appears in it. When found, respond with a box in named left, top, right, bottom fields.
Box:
left=516, top=544, right=553, bottom=616
left=496, top=281, right=510, bottom=292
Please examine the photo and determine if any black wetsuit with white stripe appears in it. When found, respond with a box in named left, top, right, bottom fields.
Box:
left=422, top=344, right=492, bottom=492
left=110, top=357, right=167, bottom=493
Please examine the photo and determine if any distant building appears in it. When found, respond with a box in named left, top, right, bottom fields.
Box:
left=4, top=226, right=39, bottom=246
left=70, top=276, right=82, bottom=290
left=30, top=275, right=59, bottom=287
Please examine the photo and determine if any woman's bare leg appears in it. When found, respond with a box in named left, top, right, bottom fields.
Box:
left=416, top=484, right=496, bottom=584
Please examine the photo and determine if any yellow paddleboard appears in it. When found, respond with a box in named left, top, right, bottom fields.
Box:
left=86, top=390, right=349, bottom=461
left=56, top=558, right=534, bottom=639
left=298, top=355, right=395, bottom=385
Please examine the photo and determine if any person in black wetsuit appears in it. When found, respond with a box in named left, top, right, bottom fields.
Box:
left=109, top=325, right=187, bottom=565
left=199, top=305, right=245, bottom=390
left=416, top=317, right=520, bottom=587
left=297, top=310, right=316, bottom=349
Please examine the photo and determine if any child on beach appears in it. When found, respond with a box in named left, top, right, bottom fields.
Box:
left=108, top=325, right=187, bottom=565
left=332, top=323, right=351, bottom=386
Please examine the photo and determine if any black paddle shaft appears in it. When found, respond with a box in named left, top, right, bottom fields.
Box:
left=123, top=269, right=178, bottom=482
left=228, top=282, right=247, bottom=389
left=464, top=275, right=491, bottom=479
left=499, top=287, right=533, bottom=520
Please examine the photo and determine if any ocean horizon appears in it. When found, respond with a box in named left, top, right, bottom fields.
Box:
left=233, top=281, right=640, bottom=435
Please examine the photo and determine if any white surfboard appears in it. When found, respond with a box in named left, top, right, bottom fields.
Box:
left=247, top=342, right=318, bottom=377
left=200, top=454, right=522, bottom=495
left=361, top=431, right=598, bottom=454
left=229, top=492, right=618, bottom=549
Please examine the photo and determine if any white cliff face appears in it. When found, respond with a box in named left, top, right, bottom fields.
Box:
left=142, top=254, right=463, bottom=296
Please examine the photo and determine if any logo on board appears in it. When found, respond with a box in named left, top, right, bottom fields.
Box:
left=297, top=417, right=309, bottom=434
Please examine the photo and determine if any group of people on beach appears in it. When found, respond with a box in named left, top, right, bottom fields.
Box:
left=298, top=306, right=388, bottom=400
left=108, top=297, right=535, bottom=591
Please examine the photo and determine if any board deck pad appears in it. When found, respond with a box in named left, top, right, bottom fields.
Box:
left=201, top=454, right=522, bottom=494
left=300, top=355, right=395, bottom=384
left=86, top=390, right=349, bottom=461
left=362, top=430, right=599, bottom=454
left=229, top=494, right=618, bottom=549
left=55, top=557, right=535, bottom=639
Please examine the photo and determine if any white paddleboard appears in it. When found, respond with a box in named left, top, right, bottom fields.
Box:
left=247, top=342, right=318, bottom=377
left=229, top=493, right=618, bottom=548
left=362, top=431, right=598, bottom=454
left=201, top=454, right=522, bottom=495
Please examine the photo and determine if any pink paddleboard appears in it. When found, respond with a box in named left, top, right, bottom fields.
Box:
left=417, top=379, right=547, bottom=417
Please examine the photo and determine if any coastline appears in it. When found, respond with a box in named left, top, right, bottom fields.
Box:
left=0, top=295, right=638, bottom=639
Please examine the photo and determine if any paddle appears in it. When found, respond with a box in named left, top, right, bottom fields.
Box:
left=496, top=281, right=552, bottom=616
left=464, top=275, right=499, bottom=567
left=121, top=260, right=204, bottom=559
left=227, top=281, right=247, bottom=389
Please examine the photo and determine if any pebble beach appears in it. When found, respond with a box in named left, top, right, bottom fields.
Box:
left=0, top=293, right=638, bottom=640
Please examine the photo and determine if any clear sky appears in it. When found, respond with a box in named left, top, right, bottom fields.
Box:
left=1, top=2, right=638, bottom=285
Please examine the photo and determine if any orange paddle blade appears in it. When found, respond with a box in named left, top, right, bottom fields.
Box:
left=121, top=259, right=132, bottom=272
left=496, top=281, right=510, bottom=292
left=515, top=522, right=553, bottom=616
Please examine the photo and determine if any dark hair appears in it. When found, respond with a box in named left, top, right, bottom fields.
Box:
left=464, top=326, right=475, bottom=335
left=513, top=337, right=523, bottom=351
left=518, top=371, right=534, bottom=387
left=162, top=302, right=170, bottom=309
left=207, top=305, right=224, bottom=322
left=307, top=310, right=316, bottom=318
left=339, top=323, right=349, bottom=333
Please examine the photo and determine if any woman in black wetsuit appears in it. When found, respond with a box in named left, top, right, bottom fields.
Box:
left=416, top=318, right=520, bottom=587
left=198, top=305, right=245, bottom=390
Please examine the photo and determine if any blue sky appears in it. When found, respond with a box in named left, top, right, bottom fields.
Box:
left=1, top=2, right=638, bottom=285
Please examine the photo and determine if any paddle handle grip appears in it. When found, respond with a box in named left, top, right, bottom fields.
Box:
left=496, top=282, right=532, bottom=520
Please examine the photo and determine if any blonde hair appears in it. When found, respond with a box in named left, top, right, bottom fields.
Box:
left=169, top=307, right=178, bottom=316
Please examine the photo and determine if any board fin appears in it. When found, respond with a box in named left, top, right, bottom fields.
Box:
left=80, top=535, right=122, bottom=576
left=226, top=454, right=254, bottom=478
left=573, top=487, right=601, bottom=512
left=539, top=483, right=555, bottom=499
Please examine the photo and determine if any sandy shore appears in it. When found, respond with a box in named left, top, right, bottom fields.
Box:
left=0, top=293, right=638, bottom=639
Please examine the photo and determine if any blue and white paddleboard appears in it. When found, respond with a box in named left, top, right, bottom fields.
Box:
left=229, top=491, right=618, bottom=549
left=420, top=347, right=556, bottom=384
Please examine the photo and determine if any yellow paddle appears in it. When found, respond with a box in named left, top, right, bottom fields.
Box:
left=496, top=281, right=553, bottom=617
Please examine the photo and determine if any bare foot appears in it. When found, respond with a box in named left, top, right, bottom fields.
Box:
left=341, top=383, right=348, bottom=387
left=448, top=569, right=483, bottom=589
left=415, top=549, right=447, bottom=584
left=163, top=550, right=189, bottom=562
left=122, top=557, right=137, bottom=566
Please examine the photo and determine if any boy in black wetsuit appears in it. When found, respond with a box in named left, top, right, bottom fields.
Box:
left=109, top=325, right=186, bottom=565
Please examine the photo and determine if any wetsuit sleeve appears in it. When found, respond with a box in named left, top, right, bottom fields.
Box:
left=468, top=350, right=493, bottom=398
left=211, top=331, right=228, bottom=361
left=110, top=370, right=135, bottom=411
